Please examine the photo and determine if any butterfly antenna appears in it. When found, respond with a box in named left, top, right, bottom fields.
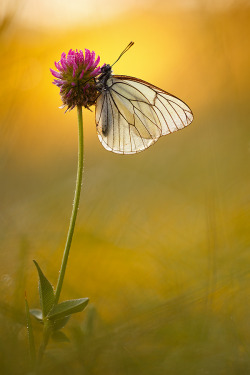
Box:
left=111, top=41, right=134, bottom=67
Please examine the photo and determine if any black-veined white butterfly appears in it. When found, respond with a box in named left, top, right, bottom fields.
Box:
left=95, top=42, right=193, bottom=154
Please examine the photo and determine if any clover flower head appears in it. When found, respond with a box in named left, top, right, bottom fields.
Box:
left=50, top=49, right=102, bottom=110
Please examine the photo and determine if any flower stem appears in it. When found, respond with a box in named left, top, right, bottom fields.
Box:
left=37, top=319, right=53, bottom=366
left=54, top=105, right=84, bottom=305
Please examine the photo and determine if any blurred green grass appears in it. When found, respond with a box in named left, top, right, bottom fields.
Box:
left=0, top=5, right=249, bottom=375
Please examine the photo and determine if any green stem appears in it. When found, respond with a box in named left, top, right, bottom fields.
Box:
left=37, top=320, right=52, bottom=366
left=54, top=105, right=84, bottom=305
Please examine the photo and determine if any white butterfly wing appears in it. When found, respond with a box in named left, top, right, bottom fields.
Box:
left=95, top=76, right=193, bottom=154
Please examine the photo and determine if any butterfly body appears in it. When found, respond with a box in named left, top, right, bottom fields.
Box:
left=95, top=60, right=193, bottom=154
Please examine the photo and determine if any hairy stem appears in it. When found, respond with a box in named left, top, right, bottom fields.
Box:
left=37, top=320, right=52, bottom=366
left=54, top=105, right=84, bottom=304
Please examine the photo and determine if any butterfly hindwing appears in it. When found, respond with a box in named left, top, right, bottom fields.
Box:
left=95, top=75, right=193, bottom=154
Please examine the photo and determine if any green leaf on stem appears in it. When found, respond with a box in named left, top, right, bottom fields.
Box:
left=51, top=330, right=70, bottom=343
left=33, top=260, right=55, bottom=317
left=25, top=293, right=36, bottom=369
left=48, top=298, right=89, bottom=320
left=53, top=315, right=71, bottom=331
left=30, top=308, right=43, bottom=322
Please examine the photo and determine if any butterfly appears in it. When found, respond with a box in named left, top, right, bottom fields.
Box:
left=95, top=42, right=193, bottom=154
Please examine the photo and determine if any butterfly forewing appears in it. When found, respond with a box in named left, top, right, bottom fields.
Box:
left=95, top=75, right=193, bottom=154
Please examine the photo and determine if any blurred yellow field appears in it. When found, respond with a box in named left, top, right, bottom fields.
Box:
left=0, top=1, right=249, bottom=374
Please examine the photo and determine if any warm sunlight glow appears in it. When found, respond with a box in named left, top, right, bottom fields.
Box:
left=1, top=0, right=241, bottom=29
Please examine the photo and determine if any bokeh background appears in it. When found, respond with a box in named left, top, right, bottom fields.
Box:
left=0, top=0, right=249, bottom=374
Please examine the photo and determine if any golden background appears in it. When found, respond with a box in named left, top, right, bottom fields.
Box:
left=0, top=1, right=249, bottom=374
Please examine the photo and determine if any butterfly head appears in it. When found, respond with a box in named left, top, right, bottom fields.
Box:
left=101, top=64, right=112, bottom=74
left=100, top=64, right=112, bottom=80
left=96, top=64, right=113, bottom=90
